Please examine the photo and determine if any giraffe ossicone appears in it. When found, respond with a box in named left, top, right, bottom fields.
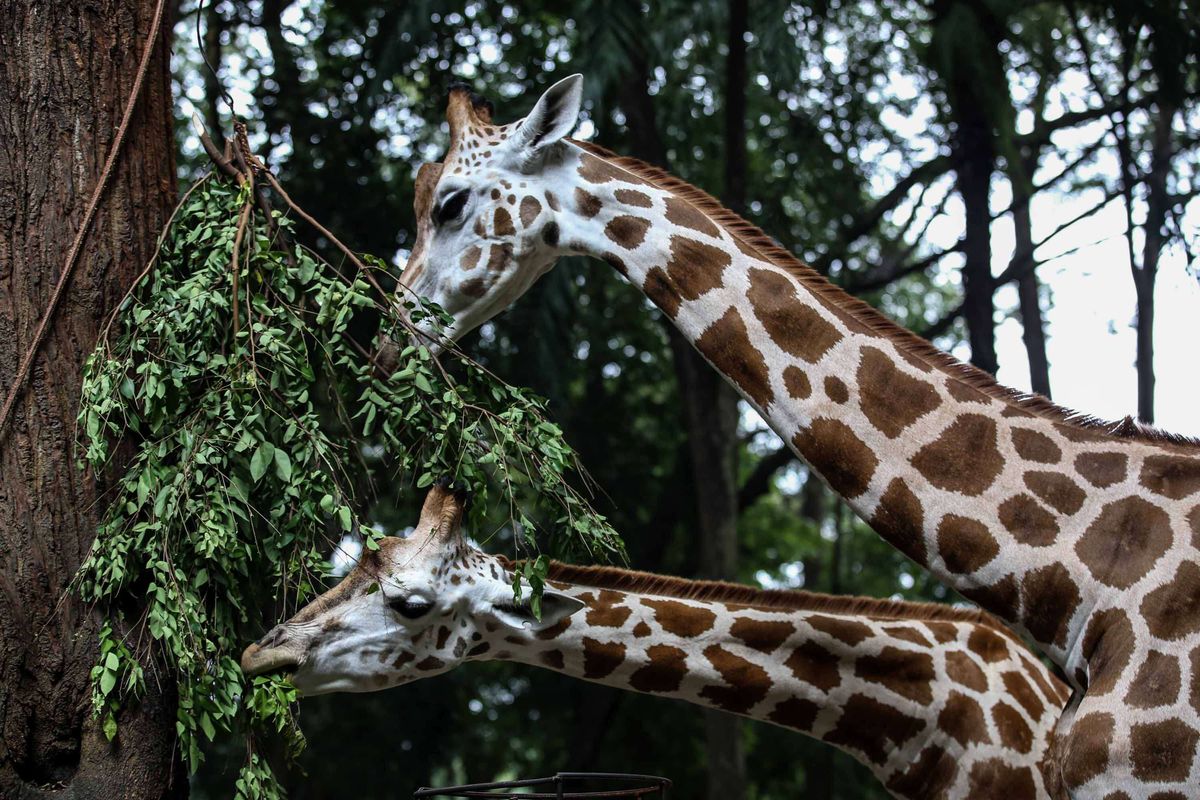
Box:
left=243, top=485, right=1069, bottom=799
left=393, top=74, right=1200, bottom=795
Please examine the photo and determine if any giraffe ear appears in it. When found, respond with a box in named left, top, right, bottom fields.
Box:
left=508, top=74, right=583, bottom=162
left=487, top=585, right=584, bottom=632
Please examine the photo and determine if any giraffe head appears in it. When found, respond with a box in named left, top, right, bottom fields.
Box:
left=239, top=485, right=584, bottom=694
left=399, top=75, right=585, bottom=343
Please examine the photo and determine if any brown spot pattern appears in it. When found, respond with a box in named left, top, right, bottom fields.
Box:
left=1002, top=671, right=1045, bottom=719
left=967, top=626, right=1011, bottom=664
left=910, top=414, right=1004, bottom=496
left=1075, top=496, right=1172, bottom=589
left=857, top=346, right=941, bottom=438
left=999, top=493, right=1060, bottom=547
left=747, top=267, right=843, bottom=363
left=1080, top=608, right=1135, bottom=696
left=783, top=641, right=841, bottom=692
left=807, top=614, right=873, bottom=646
left=664, top=196, right=720, bottom=237
left=946, top=651, right=988, bottom=692
left=886, top=745, right=957, bottom=799
left=1012, top=428, right=1062, bottom=463
left=1142, top=561, right=1200, bottom=641
left=642, top=598, right=717, bottom=638
left=604, top=215, right=651, bottom=249
left=541, top=649, right=564, bottom=669
left=1024, top=471, right=1086, bottom=515
left=1126, top=650, right=1181, bottom=708
left=1020, top=563, right=1081, bottom=648
left=883, top=625, right=932, bottom=648
left=782, top=366, right=811, bottom=399
left=493, top=207, right=515, bottom=236
left=1140, top=454, right=1200, bottom=499
left=582, top=638, right=626, bottom=679
left=993, top=701, right=1034, bottom=753
left=629, top=644, right=688, bottom=693
left=824, top=376, right=849, bottom=403
left=767, top=697, right=819, bottom=732
left=586, top=605, right=633, bottom=628
left=574, top=187, right=602, bottom=218
left=939, top=691, right=989, bottom=747
left=460, top=277, right=488, bottom=298
left=460, top=245, right=482, bottom=271
left=700, top=645, right=771, bottom=714
left=695, top=308, right=774, bottom=408
left=665, top=235, right=730, bottom=300
left=793, top=419, right=878, bottom=499
left=642, top=267, right=680, bottom=318
left=519, top=195, right=541, bottom=226
left=967, top=760, right=1037, bottom=799
left=872, top=478, right=926, bottom=563
left=1062, top=712, right=1115, bottom=788
left=961, top=573, right=1019, bottom=630
left=487, top=242, right=512, bottom=271
left=936, top=514, right=999, bottom=574
left=1075, top=452, right=1128, bottom=488
left=824, top=694, right=926, bottom=765
left=614, top=188, right=653, bottom=208
left=854, top=647, right=934, bottom=705
left=730, top=618, right=795, bottom=653
left=1130, top=719, right=1199, bottom=782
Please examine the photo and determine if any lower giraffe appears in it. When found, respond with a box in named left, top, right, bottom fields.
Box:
left=242, top=486, right=1070, bottom=799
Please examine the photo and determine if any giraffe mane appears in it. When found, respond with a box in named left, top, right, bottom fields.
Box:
left=516, top=558, right=1028, bottom=647
left=569, top=139, right=1200, bottom=450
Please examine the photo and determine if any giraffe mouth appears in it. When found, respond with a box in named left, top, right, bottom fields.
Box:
left=240, top=637, right=304, bottom=677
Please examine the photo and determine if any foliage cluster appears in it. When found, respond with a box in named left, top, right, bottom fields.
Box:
left=76, top=172, right=622, bottom=796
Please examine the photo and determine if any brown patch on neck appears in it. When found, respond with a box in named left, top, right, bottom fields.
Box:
left=514, top=559, right=1022, bottom=642
left=568, top=138, right=1200, bottom=450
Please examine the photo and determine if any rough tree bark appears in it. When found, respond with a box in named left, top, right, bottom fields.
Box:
left=0, top=1, right=181, bottom=797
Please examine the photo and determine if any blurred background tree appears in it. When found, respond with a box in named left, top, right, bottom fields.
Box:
left=177, top=1, right=1199, bottom=797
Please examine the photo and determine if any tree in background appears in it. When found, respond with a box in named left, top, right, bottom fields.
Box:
left=3, top=0, right=1190, bottom=797
left=0, top=1, right=182, bottom=796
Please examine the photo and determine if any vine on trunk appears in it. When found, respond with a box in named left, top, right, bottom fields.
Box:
left=77, top=167, right=622, bottom=797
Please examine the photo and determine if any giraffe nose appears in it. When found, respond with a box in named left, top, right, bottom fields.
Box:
left=256, top=624, right=288, bottom=649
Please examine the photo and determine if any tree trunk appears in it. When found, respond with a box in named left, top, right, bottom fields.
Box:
left=1133, top=100, right=1177, bottom=424
left=954, top=119, right=998, bottom=375
left=689, top=3, right=749, bottom=797
left=1011, top=155, right=1052, bottom=398
left=0, top=1, right=181, bottom=797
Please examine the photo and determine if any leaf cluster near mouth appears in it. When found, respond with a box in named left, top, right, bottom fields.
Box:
left=76, top=172, right=624, bottom=794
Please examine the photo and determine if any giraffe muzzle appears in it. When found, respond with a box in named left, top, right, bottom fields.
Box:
left=240, top=625, right=305, bottom=677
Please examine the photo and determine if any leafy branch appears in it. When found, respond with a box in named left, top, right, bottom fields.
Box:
left=76, top=154, right=622, bottom=797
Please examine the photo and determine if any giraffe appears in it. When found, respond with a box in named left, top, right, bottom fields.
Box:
left=242, top=484, right=1071, bottom=799
left=392, top=75, right=1200, bottom=797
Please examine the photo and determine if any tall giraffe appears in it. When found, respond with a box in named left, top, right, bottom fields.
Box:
left=242, top=485, right=1070, bottom=799
left=393, top=75, right=1200, bottom=796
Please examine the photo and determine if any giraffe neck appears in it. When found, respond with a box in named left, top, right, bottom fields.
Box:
left=482, top=564, right=1066, bottom=799
left=552, top=140, right=1200, bottom=677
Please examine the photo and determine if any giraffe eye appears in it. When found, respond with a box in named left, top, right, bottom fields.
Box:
left=390, top=596, right=433, bottom=619
left=434, top=189, right=470, bottom=227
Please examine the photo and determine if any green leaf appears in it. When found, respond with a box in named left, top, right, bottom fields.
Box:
left=102, top=713, right=118, bottom=742
left=250, top=442, right=275, bottom=483
left=337, top=505, right=352, bottom=532
left=273, top=449, right=292, bottom=482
